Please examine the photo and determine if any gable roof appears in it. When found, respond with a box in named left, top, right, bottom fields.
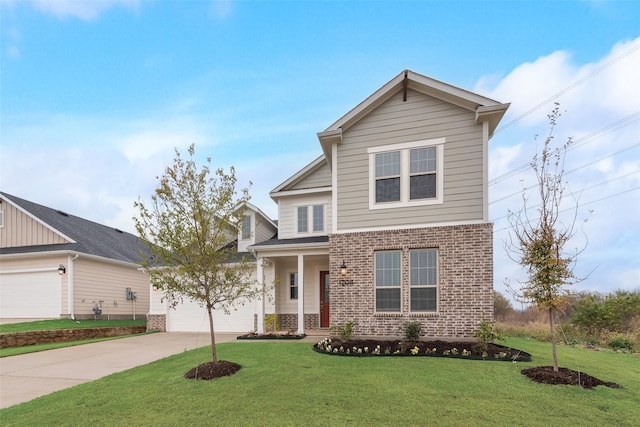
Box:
left=240, top=201, right=278, bottom=229
left=317, top=69, right=510, bottom=166
left=0, top=192, right=149, bottom=264
left=269, top=154, right=330, bottom=199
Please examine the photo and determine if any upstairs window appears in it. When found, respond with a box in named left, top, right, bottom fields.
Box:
left=312, top=205, right=324, bottom=232
left=241, top=215, right=251, bottom=240
left=368, top=138, right=444, bottom=209
left=297, top=207, right=308, bottom=233
left=375, top=151, right=401, bottom=203
left=296, top=204, right=325, bottom=234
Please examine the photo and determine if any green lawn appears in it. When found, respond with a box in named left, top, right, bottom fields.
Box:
left=1, top=338, right=638, bottom=426
left=0, top=318, right=146, bottom=333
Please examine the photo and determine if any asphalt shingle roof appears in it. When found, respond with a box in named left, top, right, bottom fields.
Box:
left=0, top=192, right=150, bottom=264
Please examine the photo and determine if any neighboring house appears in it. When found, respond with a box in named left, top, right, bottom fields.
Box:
left=151, top=69, right=509, bottom=338
left=0, top=192, right=150, bottom=320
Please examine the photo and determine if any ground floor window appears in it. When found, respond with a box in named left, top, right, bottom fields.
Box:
left=374, top=248, right=438, bottom=312
left=375, top=251, right=401, bottom=311
left=410, top=249, right=437, bottom=312
left=289, top=272, right=298, bottom=300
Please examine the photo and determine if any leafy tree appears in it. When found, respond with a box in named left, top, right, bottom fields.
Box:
left=493, top=291, right=514, bottom=320
left=134, top=144, right=259, bottom=364
left=505, top=104, right=589, bottom=371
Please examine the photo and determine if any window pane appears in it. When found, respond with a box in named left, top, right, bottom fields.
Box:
left=376, top=288, right=401, bottom=312
left=375, top=252, right=401, bottom=286
left=410, top=250, right=437, bottom=285
left=409, top=174, right=436, bottom=200
left=375, top=151, right=400, bottom=177
left=290, top=273, right=298, bottom=299
left=241, top=216, right=251, bottom=239
left=297, top=206, right=308, bottom=232
left=313, top=205, right=324, bottom=232
left=376, top=177, right=400, bottom=203
left=410, top=147, right=436, bottom=173
left=410, top=288, right=437, bottom=311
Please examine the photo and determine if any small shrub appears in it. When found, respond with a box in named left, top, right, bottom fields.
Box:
left=403, top=321, right=423, bottom=341
left=607, top=334, right=636, bottom=352
left=330, top=321, right=358, bottom=340
left=473, top=313, right=502, bottom=350
left=264, top=314, right=280, bottom=334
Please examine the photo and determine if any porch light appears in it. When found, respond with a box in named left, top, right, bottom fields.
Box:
left=58, top=264, right=66, bottom=275
left=340, top=260, right=348, bottom=276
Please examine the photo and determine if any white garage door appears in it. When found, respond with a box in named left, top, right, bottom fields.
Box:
left=167, top=297, right=257, bottom=333
left=0, top=271, right=62, bottom=318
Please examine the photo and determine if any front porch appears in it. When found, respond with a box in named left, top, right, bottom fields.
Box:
left=251, top=238, right=330, bottom=335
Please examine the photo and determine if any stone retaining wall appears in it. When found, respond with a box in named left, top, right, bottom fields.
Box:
left=0, top=326, right=147, bottom=348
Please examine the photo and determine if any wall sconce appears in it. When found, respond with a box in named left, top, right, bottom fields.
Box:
left=58, top=264, right=66, bottom=275
left=339, top=260, right=353, bottom=286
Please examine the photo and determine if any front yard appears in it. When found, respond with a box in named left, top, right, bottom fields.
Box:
left=1, top=337, right=638, bottom=426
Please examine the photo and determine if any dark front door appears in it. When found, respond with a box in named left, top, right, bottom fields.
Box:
left=320, top=271, right=330, bottom=328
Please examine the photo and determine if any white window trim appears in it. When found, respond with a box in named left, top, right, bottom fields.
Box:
left=368, top=138, right=445, bottom=210
left=0, top=210, right=4, bottom=228
left=294, top=203, right=327, bottom=236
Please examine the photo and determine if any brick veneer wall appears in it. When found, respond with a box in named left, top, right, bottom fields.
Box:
left=279, top=314, right=319, bottom=331
left=329, top=223, right=494, bottom=338
left=146, top=314, right=166, bottom=332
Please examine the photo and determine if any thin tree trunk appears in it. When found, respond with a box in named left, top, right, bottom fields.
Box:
left=207, top=306, right=217, bottom=363
left=549, top=308, right=558, bottom=372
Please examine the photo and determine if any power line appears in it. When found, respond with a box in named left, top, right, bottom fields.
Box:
left=492, top=186, right=640, bottom=232
left=489, top=112, right=640, bottom=186
left=493, top=43, right=640, bottom=134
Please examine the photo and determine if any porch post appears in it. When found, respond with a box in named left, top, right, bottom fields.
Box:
left=297, top=254, right=305, bottom=334
left=256, top=257, right=265, bottom=334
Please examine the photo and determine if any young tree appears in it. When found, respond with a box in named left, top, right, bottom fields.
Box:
left=134, top=144, right=259, bottom=364
left=505, top=104, right=589, bottom=371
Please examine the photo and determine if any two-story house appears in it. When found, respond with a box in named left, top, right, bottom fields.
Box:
left=148, top=70, right=509, bottom=338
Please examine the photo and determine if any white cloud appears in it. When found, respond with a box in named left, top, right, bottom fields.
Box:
left=484, top=36, right=640, bottom=300
left=29, top=0, right=139, bottom=20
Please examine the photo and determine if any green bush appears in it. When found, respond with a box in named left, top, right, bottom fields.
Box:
left=607, top=334, right=636, bottom=352
left=403, top=321, right=423, bottom=341
left=473, top=314, right=502, bottom=350
left=330, top=321, right=358, bottom=340
left=264, top=314, right=280, bottom=334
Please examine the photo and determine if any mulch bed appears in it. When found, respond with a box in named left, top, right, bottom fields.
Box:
left=236, top=333, right=306, bottom=340
left=184, top=360, right=242, bottom=380
left=314, top=338, right=532, bottom=361
left=521, top=366, right=621, bottom=389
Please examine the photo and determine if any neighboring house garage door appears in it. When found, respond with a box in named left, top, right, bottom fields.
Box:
left=167, top=297, right=256, bottom=333
left=0, top=271, right=62, bottom=318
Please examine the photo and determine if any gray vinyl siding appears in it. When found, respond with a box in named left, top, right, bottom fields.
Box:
left=277, top=192, right=332, bottom=239
left=337, top=89, right=485, bottom=230
left=289, top=162, right=331, bottom=190
left=256, top=219, right=276, bottom=243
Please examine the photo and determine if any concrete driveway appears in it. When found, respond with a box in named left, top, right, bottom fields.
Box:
left=0, top=332, right=237, bottom=409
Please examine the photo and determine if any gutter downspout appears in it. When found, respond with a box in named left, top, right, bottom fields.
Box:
left=68, top=254, right=79, bottom=319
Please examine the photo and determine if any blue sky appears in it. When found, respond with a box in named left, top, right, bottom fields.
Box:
left=1, top=0, right=639, bottom=302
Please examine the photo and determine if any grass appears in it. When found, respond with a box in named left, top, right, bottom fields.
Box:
left=0, top=319, right=146, bottom=334
left=1, top=338, right=638, bottom=426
